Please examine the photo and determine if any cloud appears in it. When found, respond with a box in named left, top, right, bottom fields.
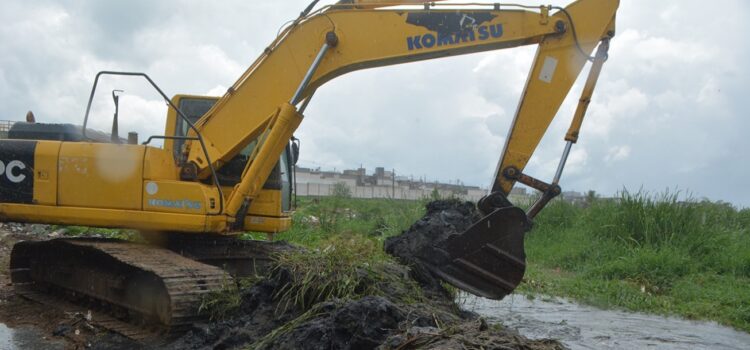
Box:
left=604, top=146, right=631, bottom=164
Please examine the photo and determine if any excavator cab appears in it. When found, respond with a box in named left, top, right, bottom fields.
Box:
left=165, top=95, right=297, bottom=224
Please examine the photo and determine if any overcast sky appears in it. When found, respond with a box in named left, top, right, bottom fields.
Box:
left=1, top=1, right=748, bottom=206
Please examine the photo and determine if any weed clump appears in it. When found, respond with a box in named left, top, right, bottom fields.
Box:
left=272, top=235, right=424, bottom=312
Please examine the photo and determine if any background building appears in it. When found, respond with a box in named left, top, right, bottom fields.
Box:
left=295, top=166, right=488, bottom=201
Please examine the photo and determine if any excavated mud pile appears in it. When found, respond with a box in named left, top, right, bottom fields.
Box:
left=142, top=200, right=562, bottom=350
left=384, top=200, right=482, bottom=292
left=1, top=203, right=564, bottom=350
left=152, top=260, right=469, bottom=350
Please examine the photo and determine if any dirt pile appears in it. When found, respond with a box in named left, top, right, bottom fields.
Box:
left=384, top=200, right=481, bottom=292
left=156, top=252, right=467, bottom=350
left=149, top=200, right=560, bottom=350
left=1, top=202, right=564, bottom=350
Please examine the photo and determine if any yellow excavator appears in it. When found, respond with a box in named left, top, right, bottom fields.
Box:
left=1, top=0, right=618, bottom=327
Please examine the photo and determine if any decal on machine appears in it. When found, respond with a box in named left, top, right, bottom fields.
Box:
left=404, top=12, right=502, bottom=51
left=0, top=140, right=36, bottom=204
left=147, top=199, right=202, bottom=210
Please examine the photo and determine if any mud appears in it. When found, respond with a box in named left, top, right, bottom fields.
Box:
left=0, top=223, right=113, bottom=349
left=152, top=265, right=560, bottom=350
left=0, top=203, right=564, bottom=350
left=384, top=200, right=481, bottom=291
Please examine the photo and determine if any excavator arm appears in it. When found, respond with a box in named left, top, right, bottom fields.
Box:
left=181, top=0, right=618, bottom=227
left=176, top=0, right=619, bottom=298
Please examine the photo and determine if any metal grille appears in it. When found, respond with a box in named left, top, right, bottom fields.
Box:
left=0, top=120, right=15, bottom=139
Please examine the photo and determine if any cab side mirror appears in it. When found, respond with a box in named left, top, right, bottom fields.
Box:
left=291, top=136, right=300, bottom=165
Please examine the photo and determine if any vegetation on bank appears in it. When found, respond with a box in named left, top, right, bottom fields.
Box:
left=49, top=187, right=750, bottom=332
left=263, top=190, right=750, bottom=332
left=521, top=190, right=750, bottom=332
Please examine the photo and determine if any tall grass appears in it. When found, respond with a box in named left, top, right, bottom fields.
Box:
left=524, top=189, right=750, bottom=331
left=272, top=196, right=426, bottom=247
left=246, top=191, right=750, bottom=332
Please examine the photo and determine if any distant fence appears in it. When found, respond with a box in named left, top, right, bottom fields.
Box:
left=296, top=182, right=485, bottom=201
left=0, top=120, right=14, bottom=139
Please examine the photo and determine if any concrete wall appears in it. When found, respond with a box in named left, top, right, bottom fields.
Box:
left=296, top=181, right=487, bottom=201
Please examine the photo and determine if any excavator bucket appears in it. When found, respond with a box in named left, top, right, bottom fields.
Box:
left=427, top=206, right=530, bottom=299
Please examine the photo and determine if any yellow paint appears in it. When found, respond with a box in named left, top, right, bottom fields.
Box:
left=225, top=103, right=302, bottom=216
left=492, top=0, right=619, bottom=193
left=58, top=143, right=145, bottom=210
left=143, top=147, right=179, bottom=181
left=0, top=203, right=227, bottom=233
left=163, top=94, right=219, bottom=159
left=32, top=141, right=61, bottom=205
left=186, top=6, right=562, bottom=173
left=244, top=215, right=291, bottom=234
left=248, top=189, right=284, bottom=217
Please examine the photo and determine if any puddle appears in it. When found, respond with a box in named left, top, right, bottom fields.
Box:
left=0, top=323, right=64, bottom=350
left=464, top=294, right=750, bottom=350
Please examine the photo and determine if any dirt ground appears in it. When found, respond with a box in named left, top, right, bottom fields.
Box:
left=0, top=224, right=115, bottom=349
left=0, top=201, right=566, bottom=350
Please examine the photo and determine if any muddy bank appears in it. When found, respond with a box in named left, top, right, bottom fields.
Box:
left=0, top=202, right=564, bottom=349
left=151, top=199, right=559, bottom=350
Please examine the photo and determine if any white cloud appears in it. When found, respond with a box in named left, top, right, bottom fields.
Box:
left=604, top=146, right=631, bottom=164
left=696, top=75, right=727, bottom=108
left=565, top=148, right=589, bottom=175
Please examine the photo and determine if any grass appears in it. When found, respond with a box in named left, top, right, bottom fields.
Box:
left=45, top=189, right=750, bottom=333
left=205, top=196, right=431, bottom=320
left=267, top=196, right=428, bottom=247
left=54, top=225, right=140, bottom=241
left=263, top=196, right=432, bottom=312
left=521, top=190, right=750, bottom=332
left=272, top=234, right=425, bottom=313
left=198, top=276, right=257, bottom=321
left=265, top=191, right=750, bottom=332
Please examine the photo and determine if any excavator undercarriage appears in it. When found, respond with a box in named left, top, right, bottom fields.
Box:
left=10, top=235, right=294, bottom=328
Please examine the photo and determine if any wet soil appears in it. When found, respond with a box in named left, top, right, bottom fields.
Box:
left=384, top=200, right=481, bottom=292
left=0, top=202, right=565, bottom=349
left=0, top=223, right=109, bottom=349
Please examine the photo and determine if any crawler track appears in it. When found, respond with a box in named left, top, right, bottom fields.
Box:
left=9, top=238, right=231, bottom=327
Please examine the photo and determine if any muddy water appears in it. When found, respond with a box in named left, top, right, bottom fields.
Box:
left=464, top=294, right=750, bottom=350
left=0, top=323, right=64, bottom=350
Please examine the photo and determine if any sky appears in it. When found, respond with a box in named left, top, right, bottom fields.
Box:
left=1, top=0, right=748, bottom=206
